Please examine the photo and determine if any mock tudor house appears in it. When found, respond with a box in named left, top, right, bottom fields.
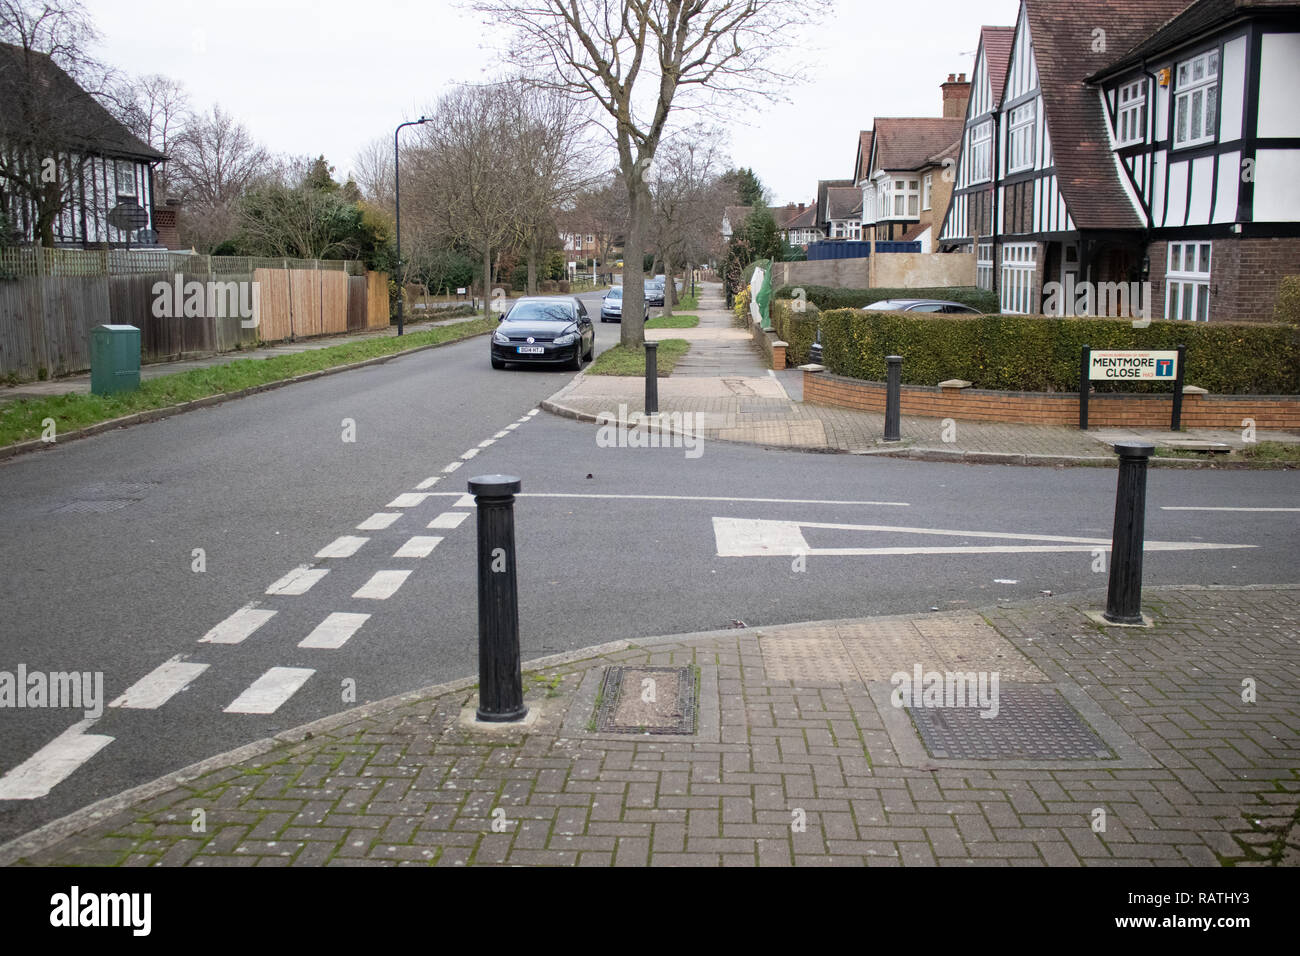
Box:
left=722, top=202, right=824, bottom=248
left=0, top=42, right=165, bottom=248
left=939, top=0, right=1300, bottom=321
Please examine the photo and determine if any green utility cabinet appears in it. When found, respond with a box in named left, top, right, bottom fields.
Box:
left=90, top=325, right=141, bottom=396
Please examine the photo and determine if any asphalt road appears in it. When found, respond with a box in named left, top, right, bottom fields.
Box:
left=0, top=293, right=1295, bottom=842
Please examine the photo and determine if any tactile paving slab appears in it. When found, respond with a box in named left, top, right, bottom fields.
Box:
left=906, top=684, right=1112, bottom=760
left=594, top=666, right=697, bottom=735
left=760, top=637, right=855, bottom=684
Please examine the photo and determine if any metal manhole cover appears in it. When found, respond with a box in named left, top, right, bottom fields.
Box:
left=906, top=685, right=1112, bottom=760
left=48, top=498, right=138, bottom=514
left=45, top=481, right=155, bottom=515
left=594, top=666, right=696, bottom=735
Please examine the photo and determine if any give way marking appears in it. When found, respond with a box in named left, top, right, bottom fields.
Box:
left=712, top=517, right=1257, bottom=558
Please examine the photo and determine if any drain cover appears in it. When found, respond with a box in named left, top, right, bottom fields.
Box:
left=594, top=666, right=696, bottom=735
left=49, top=498, right=138, bottom=514
left=45, top=481, right=154, bottom=515
left=907, top=685, right=1112, bottom=760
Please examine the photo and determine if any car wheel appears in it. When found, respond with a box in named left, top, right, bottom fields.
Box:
left=491, top=356, right=505, bottom=370
left=584, top=340, right=594, bottom=361
left=569, top=347, right=583, bottom=371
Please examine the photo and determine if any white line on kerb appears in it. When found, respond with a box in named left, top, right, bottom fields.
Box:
left=353, top=570, right=412, bottom=600
left=393, top=536, right=443, bottom=558
left=224, top=668, right=315, bottom=714
left=0, top=719, right=114, bottom=800
left=415, top=476, right=442, bottom=490
left=1161, top=506, right=1300, bottom=512
left=265, top=566, right=328, bottom=596
left=299, top=613, right=371, bottom=650
left=199, top=605, right=276, bottom=645
left=358, top=512, right=401, bottom=531
left=316, top=536, right=368, bottom=559
left=428, top=511, right=471, bottom=529
left=110, top=657, right=209, bottom=709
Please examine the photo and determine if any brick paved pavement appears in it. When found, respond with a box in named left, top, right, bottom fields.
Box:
left=4, top=585, right=1296, bottom=867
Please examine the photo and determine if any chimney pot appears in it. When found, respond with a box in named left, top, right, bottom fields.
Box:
left=958, top=72, right=966, bottom=82
left=947, top=73, right=956, bottom=83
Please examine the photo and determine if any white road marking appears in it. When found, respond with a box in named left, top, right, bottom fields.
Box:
left=299, top=613, right=371, bottom=650
left=479, top=439, right=496, bottom=448
left=0, top=719, right=114, bottom=800
left=353, top=570, right=412, bottom=600
left=493, top=492, right=908, bottom=507
left=358, top=512, right=401, bottom=530
left=712, top=517, right=1256, bottom=558
left=527, top=409, right=539, bottom=417
left=266, top=566, right=329, bottom=596
left=443, top=461, right=463, bottom=473
left=428, top=511, right=471, bottom=529
left=199, top=606, right=276, bottom=645
left=387, top=493, right=431, bottom=508
left=504, top=423, right=520, bottom=431
left=110, top=657, right=209, bottom=709
left=394, top=536, right=443, bottom=558
left=460, top=448, right=480, bottom=460
left=453, top=494, right=476, bottom=508
left=316, top=536, right=368, bottom=559
left=1161, top=507, right=1300, bottom=512
left=493, top=431, right=509, bottom=439
left=416, top=476, right=442, bottom=490
left=224, top=667, right=315, bottom=714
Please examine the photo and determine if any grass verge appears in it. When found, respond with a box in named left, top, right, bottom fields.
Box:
left=0, top=318, right=495, bottom=449
left=1156, top=440, right=1300, bottom=465
left=585, top=339, right=690, bottom=377
left=645, top=314, right=699, bottom=329
left=675, top=292, right=700, bottom=310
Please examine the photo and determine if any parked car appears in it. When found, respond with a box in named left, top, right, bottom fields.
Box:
left=862, top=299, right=983, bottom=314
left=646, top=278, right=665, bottom=307
left=599, top=285, right=649, bottom=323
left=491, top=296, right=594, bottom=370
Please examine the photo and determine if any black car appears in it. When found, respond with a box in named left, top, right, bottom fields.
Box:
left=599, top=285, right=649, bottom=323
left=646, top=278, right=665, bottom=307
left=491, top=296, right=595, bottom=370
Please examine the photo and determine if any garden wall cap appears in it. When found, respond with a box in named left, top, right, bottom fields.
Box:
left=773, top=340, right=788, bottom=348
left=798, top=364, right=826, bottom=372
left=939, top=379, right=973, bottom=389
left=1183, top=385, right=1208, bottom=394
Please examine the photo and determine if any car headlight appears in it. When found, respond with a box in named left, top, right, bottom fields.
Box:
left=492, top=330, right=510, bottom=344
left=554, top=332, right=578, bottom=346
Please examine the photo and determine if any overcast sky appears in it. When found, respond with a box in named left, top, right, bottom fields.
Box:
left=89, top=0, right=1022, bottom=204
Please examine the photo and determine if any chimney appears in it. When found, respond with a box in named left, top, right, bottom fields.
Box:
left=798, top=202, right=805, bottom=211
left=942, top=72, right=971, bottom=119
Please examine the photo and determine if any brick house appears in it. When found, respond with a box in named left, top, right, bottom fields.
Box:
left=939, top=0, right=1300, bottom=322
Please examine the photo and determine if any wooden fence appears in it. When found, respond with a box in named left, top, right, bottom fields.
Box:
left=0, top=245, right=388, bottom=380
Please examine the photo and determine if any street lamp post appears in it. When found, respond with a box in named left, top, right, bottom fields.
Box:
left=394, top=116, right=431, bottom=336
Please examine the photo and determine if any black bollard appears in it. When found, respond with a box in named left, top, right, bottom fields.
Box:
left=645, top=341, right=659, bottom=415
left=1103, top=443, right=1155, bottom=625
left=468, top=475, right=527, bottom=722
left=884, top=355, right=903, bottom=442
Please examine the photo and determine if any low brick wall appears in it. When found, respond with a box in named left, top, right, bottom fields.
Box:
left=803, top=370, right=1300, bottom=430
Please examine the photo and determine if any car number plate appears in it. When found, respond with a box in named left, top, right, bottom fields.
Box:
left=517, top=346, right=545, bottom=354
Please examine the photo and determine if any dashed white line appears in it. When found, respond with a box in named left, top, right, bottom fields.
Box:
left=460, top=448, right=480, bottom=460
left=526, top=409, right=539, bottom=417
left=316, top=536, right=369, bottom=559
left=493, top=431, right=509, bottom=439
left=416, top=476, right=442, bottom=490
left=479, top=439, right=497, bottom=448
left=224, top=667, right=315, bottom=714
left=428, top=511, right=471, bottom=529
left=504, top=424, right=520, bottom=431
left=110, top=657, right=210, bottom=710
left=0, top=719, right=114, bottom=800
left=199, top=606, right=276, bottom=645
left=353, top=570, right=413, bottom=600
left=266, top=566, right=329, bottom=596
left=1160, top=506, right=1300, bottom=512
left=387, top=493, right=431, bottom=508
left=299, top=612, right=371, bottom=650
left=443, top=461, right=463, bottom=473
left=394, top=536, right=443, bottom=558
left=358, top=512, right=401, bottom=530
left=453, top=494, right=476, bottom=508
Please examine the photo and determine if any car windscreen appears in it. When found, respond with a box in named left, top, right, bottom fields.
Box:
left=607, top=287, right=623, bottom=298
left=505, top=302, right=575, bottom=322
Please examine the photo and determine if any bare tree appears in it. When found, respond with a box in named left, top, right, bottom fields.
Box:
left=651, top=127, right=728, bottom=314
left=472, top=0, right=829, bottom=348
left=167, top=105, right=272, bottom=251
left=564, top=176, right=627, bottom=282
left=113, top=73, right=189, bottom=200
left=352, top=135, right=394, bottom=205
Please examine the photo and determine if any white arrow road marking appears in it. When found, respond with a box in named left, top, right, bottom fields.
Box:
left=358, top=512, right=401, bottom=531
left=265, top=566, right=328, bottom=596
left=110, top=657, right=209, bottom=709
left=0, top=719, right=113, bottom=800
left=712, top=517, right=1256, bottom=558
left=353, top=570, right=412, bottom=600
left=387, top=493, right=432, bottom=508
left=316, top=536, right=369, bottom=559
left=199, top=605, right=276, bottom=644
left=428, top=511, right=470, bottom=529
left=394, top=536, right=443, bottom=558
left=299, top=613, right=371, bottom=649
left=224, top=668, right=315, bottom=714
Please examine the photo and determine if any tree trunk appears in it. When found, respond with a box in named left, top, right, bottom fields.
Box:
left=483, top=244, right=494, bottom=319
left=526, top=236, right=538, bottom=297
left=662, top=251, right=675, bottom=317
left=619, top=182, right=648, bottom=349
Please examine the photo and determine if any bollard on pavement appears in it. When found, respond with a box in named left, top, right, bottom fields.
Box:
left=468, top=475, right=527, bottom=722
left=884, top=355, right=903, bottom=442
left=645, top=341, right=659, bottom=415
left=1103, top=443, right=1155, bottom=625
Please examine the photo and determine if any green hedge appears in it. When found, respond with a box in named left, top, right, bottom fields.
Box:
left=818, top=309, right=1300, bottom=395
left=1276, top=276, right=1300, bottom=325
left=771, top=300, right=819, bottom=366
left=774, top=284, right=1000, bottom=314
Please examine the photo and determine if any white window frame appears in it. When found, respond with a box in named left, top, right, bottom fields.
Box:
left=976, top=242, right=994, bottom=291
left=115, top=163, right=137, bottom=197
left=968, top=121, right=992, bottom=184
left=892, top=178, right=919, bottom=218
left=922, top=174, right=933, bottom=212
left=1166, top=241, right=1211, bottom=321
left=1173, top=51, right=1219, bottom=149
left=1000, top=242, right=1036, bottom=314
left=1007, top=103, right=1036, bottom=173
left=1116, top=79, right=1147, bottom=146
